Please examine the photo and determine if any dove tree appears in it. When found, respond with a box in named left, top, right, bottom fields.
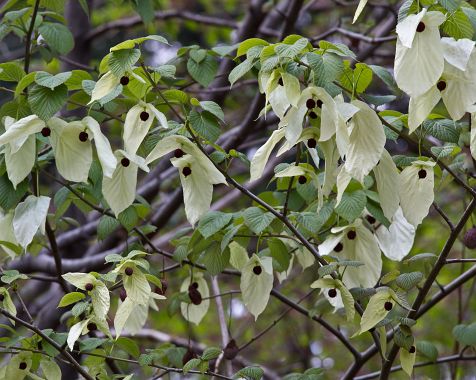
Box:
left=1, top=0, right=476, bottom=379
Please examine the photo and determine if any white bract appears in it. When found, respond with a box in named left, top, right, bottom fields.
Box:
left=114, top=292, right=165, bottom=337
left=0, top=211, right=19, bottom=260
left=180, top=273, right=210, bottom=325
left=375, top=207, right=415, bottom=261
left=399, top=160, right=435, bottom=227
left=318, top=219, right=382, bottom=289
left=146, top=135, right=227, bottom=225
left=394, top=9, right=446, bottom=97
left=47, top=116, right=117, bottom=182
left=62, top=272, right=110, bottom=319
left=373, top=149, right=400, bottom=221
left=0, top=115, right=45, bottom=188
left=13, top=195, right=50, bottom=250
left=310, top=277, right=355, bottom=322
left=102, top=150, right=149, bottom=216
left=344, top=100, right=385, bottom=183
left=67, top=316, right=110, bottom=351
left=123, top=102, right=168, bottom=154
left=88, top=70, right=145, bottom=104
left=240, top=255, right=273, bottom=320
left=279, top=86, right=339, bottom=146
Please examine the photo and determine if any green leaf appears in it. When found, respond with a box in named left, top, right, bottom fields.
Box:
left=108, top=49, right=141, bottom=77
left=422, top=119, right=460, bottom=143
left=110, top=35, right=168, bottom=51
left=340, top=62, right=373, bottom=94
left=416, top=340, right=438, bottom=362
left=28, top=84, right=67, bottom=120
left=442, top=9, right=474, bottom=39
left=197, top=211, right=232, bottom=239
left=15, top=72, right=36, bottom=96
left=58, top=292, right=86, bottom=307
left=201, top=243, right=230, bottom=275
left=369, top=64, right=401, bottom=95
left=118, top=206, right=139, bottom=232
left=268, top=238, right=291, bottom=272
left=0, top=62, right=25, bottom=82
left=319, top=40, right=356, bottom=59
left=0, top=174, right=29, bottom=210
left=275, top=37, right=308, bottom=58
left=431, top=144, right=461, bottom=159
left=395, top=272, right=423, bottom=290
left=38, top=22, right=75, bottom=55
left=234, top=366, right=264, bottom=380
left=400, top=347, right=416, bottom=376
left=97, top=215, right=121, bottom=241
left=79, top=337, right=107, bottom=352
left=306, top=52, right=343, bottom=95
left=35, top=71, right=72, bottom=90
left=183, top=358, right=201, bottom=373
left=189, top=110, right=221, bottom=142
left=115, top=337, right=140, bottom=358
left=335, top=190, right=367, bottom=222
left=237, top=38, right=268, bottom=57
left=228, top=58, right=255, bottom=86
left=201, top=347, right=222, bottom=360
left=187, top=54, right=218, bottom=87
left=243, top=207, right=275, bottom=234
left=199, top=100, right=224, bottom=121
left=0, top=270, right=27, bottom=284
left=453, top=323, right=476, bottom=346
left=133, top=0, right=154, bottom=23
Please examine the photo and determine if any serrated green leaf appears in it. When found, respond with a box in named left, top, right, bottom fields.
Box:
left=35, top=71, right=72, bottom=90
left=187, top=54, right=218, bottom=87
left=108, top=49, right=141, bottom=77
left=335, top=190, right=367, bottom=222
left=28, top=84, right=67, bottom=120
left=396, top=272, right=423, bottom=290
left=243, top=207, right=275, bottom=234
left=38, top=22, right=74, bottom=55
left=197, top=211, right=232, bottom=239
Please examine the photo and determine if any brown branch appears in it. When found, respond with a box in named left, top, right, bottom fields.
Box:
left=85, top=10, right=239, bottom=42
left=45, top=220, right=69, bottom=292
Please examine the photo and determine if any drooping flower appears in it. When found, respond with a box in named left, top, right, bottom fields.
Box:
left=146, top=135, right=227, bottom=225
left=240, top=255, right=273, bottom=320
left=47, top=116, right=117, bottom=182
left=343, top=100, right=386, bottom=182
left=62, top=272, right=110, bottom=319
left=375, top=207, right=415, bottom=261
left=102, top=150, right=149, bottom=216
left=394, top=9, right=446, bottom=97
left=0, top=115, right=45, bottom=188
left=123, top=101, right=168, bottom=155
left=88, top=70, right=145, bottom=105
left=180, top=273, right=209, bottom=325
left=408, top=39, right=476, bottom=132
left=13, top=195, right=50, bottom=250
left=318, top=219, right=382, bottom=289
left=114, top=291, right=165, bottom=337
left=279, top=86, right=340, bottom=146
left=398, top=160, right=435, bottom=227
left=373, top=149, right=400, bottom=221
